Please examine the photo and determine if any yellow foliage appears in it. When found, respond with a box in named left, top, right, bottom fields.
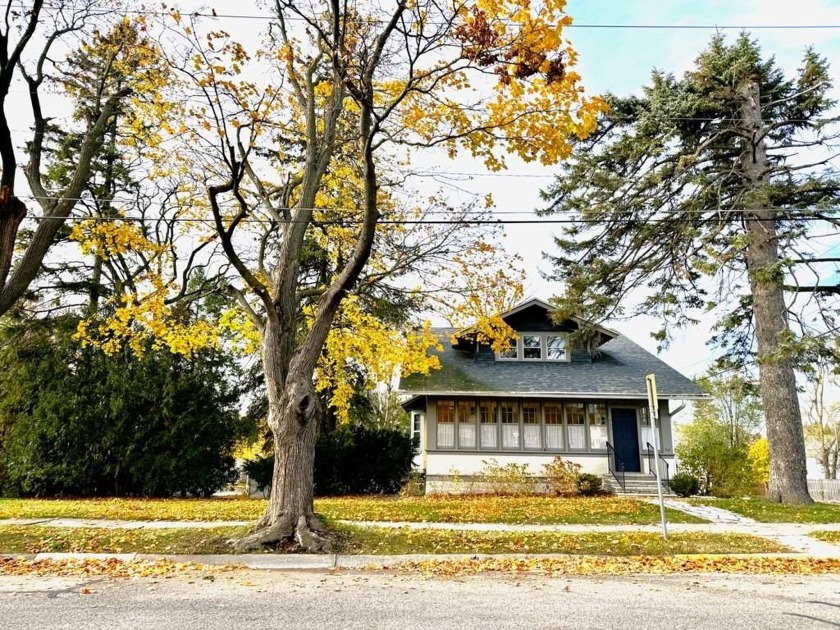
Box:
left=70, top=219, right=165, bottom=259
left=748, top=438, right=770, bottom=486
left=318, top=296, right=441, bottom=423
left=75, top=274, right=217, bottom=358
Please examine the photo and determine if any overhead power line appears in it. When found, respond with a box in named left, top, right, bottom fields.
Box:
left=21, top=1, right=840, bottom=30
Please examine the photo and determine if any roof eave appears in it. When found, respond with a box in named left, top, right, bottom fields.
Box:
left=397, top=389, right=708, bottom=400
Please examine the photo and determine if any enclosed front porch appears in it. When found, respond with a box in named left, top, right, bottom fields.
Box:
left=409, top=396, right=677, bottom=494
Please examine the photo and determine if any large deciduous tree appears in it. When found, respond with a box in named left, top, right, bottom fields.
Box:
left=158, top=0, right=603, bottom=549
left=542, top=34, right=840, bottom=503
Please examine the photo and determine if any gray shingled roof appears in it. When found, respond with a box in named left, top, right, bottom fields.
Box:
left=400, top=328, right=706, bottom=400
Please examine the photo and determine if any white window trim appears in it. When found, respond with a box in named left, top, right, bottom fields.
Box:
left=495, top=332, right=570, bottom=363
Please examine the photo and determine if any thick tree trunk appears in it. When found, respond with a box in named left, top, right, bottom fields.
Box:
left=0, top=195, right=27, bottom=304
left=234, top=322, right=330, bottom=552
left=741, top=80, right=812, bottom=503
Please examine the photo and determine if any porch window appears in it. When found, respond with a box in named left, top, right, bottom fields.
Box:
left=546, top=335, right=567, bottom=360
left=566, top=402, right=586, bottom=449
left=522, top=401, right=541, bottom=449
left=522, top=335, right=542, bottom=360
left=544, top=402, right=563, bottom=449
left=458, top=400, right=477, bottom=448
left=639, top=407, right=654, bottom=448
left=588, top=403, right=608, bottom=450
left=436, top=400, right=456, bottom=449
left=479, top=400, right=498, bottom=448
left=500, top=400, right=520, bottom=449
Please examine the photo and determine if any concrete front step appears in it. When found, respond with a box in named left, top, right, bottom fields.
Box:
left=603, top=474, right=673, bottom=496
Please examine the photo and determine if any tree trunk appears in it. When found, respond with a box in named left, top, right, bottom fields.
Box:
left=234, top=321, right=329, bottom=552
left=0, top=195, right=26, bottom=300
left=741, top=80, right=812, bottom=503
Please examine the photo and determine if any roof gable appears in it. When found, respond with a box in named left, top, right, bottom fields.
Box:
left=452, top=297, right=618, bottom=353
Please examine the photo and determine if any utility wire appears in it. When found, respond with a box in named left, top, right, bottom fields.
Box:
left=16, top=1, right=840, bottom=29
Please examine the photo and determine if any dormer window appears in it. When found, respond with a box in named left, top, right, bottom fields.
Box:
left=546, top=335, right=567, bottom=360
left=498, top=344, right=517, bottom=359
left=496, top=333, right=569, bottom=362
left=522, top=335, right=542, bottom=359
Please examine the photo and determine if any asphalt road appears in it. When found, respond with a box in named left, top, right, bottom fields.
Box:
left=1, top=570, right=839, bottom=630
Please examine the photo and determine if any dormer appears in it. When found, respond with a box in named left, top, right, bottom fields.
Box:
left=451, top=298, right=618, bottom=362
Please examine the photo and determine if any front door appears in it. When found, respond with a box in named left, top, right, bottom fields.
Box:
left=611, top=408, right=640, bottom=472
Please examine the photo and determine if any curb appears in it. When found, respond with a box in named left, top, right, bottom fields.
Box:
left=3, top=551, right=840, bottom=571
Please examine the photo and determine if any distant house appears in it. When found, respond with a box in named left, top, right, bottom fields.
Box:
left=400, top=298, right=706, bottom=493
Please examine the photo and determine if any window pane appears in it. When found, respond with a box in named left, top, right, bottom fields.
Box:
left=459, top=423, right=476, bottom=448
left=522, top=402, right=539, bottom=424
left=522, top=335, right=542, bottom=359
left=499, top=341, right=517, bottom=359
left=566, top=402, right=585, bottom=449
left=588, top=403, right=607, bottom=450
left=545, top=424, right=564, bottom=450
left=523, top=401, right=541, bottom=449
left=479, top=401, right=498, bottom=448
left=637, top=407, right=655, bottom=448
left=436, top=400, right=455, bottom=448
left=544, top=402, right=563, bottom=449
left=500, top=401, right=519, bottom=448
left=546, top=335, right=567, bottom=360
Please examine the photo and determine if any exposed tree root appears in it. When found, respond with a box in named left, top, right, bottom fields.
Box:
left=232, top=514, right=331, bottom=553
left=232, top=520, right=294, bottom=553
left=295, top=516, right=331, bottom=553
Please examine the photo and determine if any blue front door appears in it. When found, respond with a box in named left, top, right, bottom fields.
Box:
left=611, top=409, right=640, bottom=473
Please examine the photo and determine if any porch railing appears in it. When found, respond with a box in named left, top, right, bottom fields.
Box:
left=606, top=442, right=626, bottom=492
left=645, top=442, right=670, bottom=490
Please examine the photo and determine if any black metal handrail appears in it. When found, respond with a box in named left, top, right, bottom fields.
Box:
left=645, top=442, right=670, bottom=489
left=606, top=442, right=626, bottom=492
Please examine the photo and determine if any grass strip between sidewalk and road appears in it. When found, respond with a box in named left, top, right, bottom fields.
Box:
left=687, top=498, right=840, bottom=523
left=811, top=531, right=840, bottom=545
left=0, top=525, right=785, bottom=556
left=316, top=496, right=706, bottom=525
left=0, top=496, right=707, bottom=525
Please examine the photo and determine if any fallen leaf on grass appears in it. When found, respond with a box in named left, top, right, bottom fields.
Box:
left=0, top=557, right=232, bottom=579
left=387, top=556, right=840, bottom=578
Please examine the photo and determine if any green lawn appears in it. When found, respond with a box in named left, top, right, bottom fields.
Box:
left=0, top=525, right=784, bottom=556
left=0, top=498, right=265, bottom=522
left=332, top=525, right=785, bottom=556
left=688, top=497, right=840, bottom=523
left=0, top=526, right=248, bottom=555
left=315, top=495, right=706, bottom=525
left=0, top=495, right=707, bottom=525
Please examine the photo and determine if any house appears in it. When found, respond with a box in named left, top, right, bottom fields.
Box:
left=400, top=298, right=706, bottom=493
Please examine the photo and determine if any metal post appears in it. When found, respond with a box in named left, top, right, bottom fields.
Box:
left=646, top=374, right=668, bottom=540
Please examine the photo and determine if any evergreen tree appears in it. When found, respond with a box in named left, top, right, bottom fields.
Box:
left=542, top=34, right=840, bottom=503
left=0, top=315, right=247, bottom=497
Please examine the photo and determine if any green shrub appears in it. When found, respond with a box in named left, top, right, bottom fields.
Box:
left=243, top=456, right=274, bottom=494
left=576, top=473, right=603, bottom=496
left=249, top=425, right=415, bottom=496
left=669, top=472, right=700, bottom=497
left=0, top=317, right=246, bottom=498
left=542, top=457, right=582, bottom=495
left=475, top=459, right=537, bottom=495
left=315, top=424, right=415, bottom=495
